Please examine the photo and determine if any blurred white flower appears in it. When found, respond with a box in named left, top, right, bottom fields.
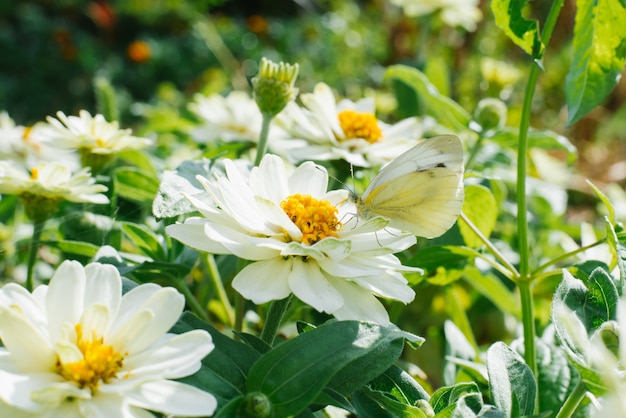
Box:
left=0, top=260, right=217, bottom=417
left=0, top=112, right=77, bottom=169
left=0, top=161, right=108, bottom=205
left=275, top=83, right=427, bottom=167
left=589, top=297, right=626, bottom=417
left=42, top=110, right=152, bottom=155
left=390, top=0, right=482, bottom=31
left=188, top=91, right=263, bottom=143
left=166, top=153, right=419, bottom=325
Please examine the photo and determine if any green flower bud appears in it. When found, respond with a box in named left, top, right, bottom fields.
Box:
left=473, top=98, right=507, bottom=132
left=253, top=57, right=299, bottom=117
left=240, top=392, right=272, bottom=418
left=79, top=147, right=115, bottom=174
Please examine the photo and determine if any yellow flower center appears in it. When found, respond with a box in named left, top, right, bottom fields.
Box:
left=337, top=110, right=382, bottom=143
left=56, top=324, right=124, bottom=392
left=280, top=193, right=342, bottom=245
left=30, top=167, right=39, bottom=180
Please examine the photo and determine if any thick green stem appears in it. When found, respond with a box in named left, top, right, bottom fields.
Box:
left=260, top=296, right=292, bottom=346
left=519, top=280, right=538, bottom=395
left=555, top=380, right=587, bottom=418
left=26, top=221, right=45, bottom=292
left=254, top=113, right=273, bottom=166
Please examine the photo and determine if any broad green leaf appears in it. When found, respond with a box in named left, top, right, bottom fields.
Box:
left=113, top=167, right=160, bottom=203
left=430, top=382, right=481, bottom=415
left=607, top=219, right=626, bottom=291
left=43, top=239, right=100, bottom=257
left=246, top=321, right=422, bottom=417
left=491, top=0, right=544, bottom=58
left=463, top=268, right=521, bottom=318
left=171, top=312, right=260, bottom=408
left=368, top=365, right=431, bottom=406
left=121, top=221, right=166, bottom=261
left=117, top=149, right=158, bottom=177
left=152, top=158, right=214, bottom=218
left=407, top=246, right=475, bottom=277
left=384, top=65, right=472, bottom=131
left=444, top=320, right=478, bottom=386
left=459, top=185, right=497, bottom=248
left=486, top=342, right=536, bottom=418
left=566, top=0, right=626, bottom=125
left=450, top=393, right=484, bottom=418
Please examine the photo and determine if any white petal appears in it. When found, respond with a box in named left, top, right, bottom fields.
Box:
left=0, top=368, right=62, bottom=411
left=0, top=305, right=56, bottom=372
left=250, top=154, right=290, bottom=202
left=232, top=259, right=292, bottom=304
left=79, top=303, right=110, bottom=339
left=288, top=259, right=344, bottom=313
left=124, top=330, right=213, bottom=379
left=78, top=393, right=139, bottom=418
left=118, top=288, right=184, bottom=354
left=328, top=278, right=390, bottom=325
left=352, top=272, right=415, bottom=304
left=126, top=380, right=217, bottom=417
left=108, top=309, right=153, bottom=356
left=288, top=161, right=328, bottom=197
left=205, top=222, right=283, bottom=260
left=46, top=260, right=86, bottom=342
left=83, top=263, right=121, bottom=325
left=0, top=283, right=48, bottom=337
left=166, top=221, right=230, bottom=254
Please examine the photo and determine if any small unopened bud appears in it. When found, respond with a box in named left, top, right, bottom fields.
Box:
left=19, top=192, right=62, bottom=223
left=241, top=392, right=272, bottom=418
left=252, top=57, right=299, bottom=117
left=473, top=98, right=507, bottom=132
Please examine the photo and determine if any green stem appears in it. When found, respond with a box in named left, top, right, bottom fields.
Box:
left=555, top=380, right=587, bottom=418
left=464, top=132, right=486, bottom=172
left=174, top=278, right=211, bottom=324
left=26, top=220, right=45, bottom=292
left=205, top=253, right=235, bottom=327
left=260, top=296, right=292, bottom=346
left=254, top=113, right=273, bottom=166
left=519, top=280, right=538, bottom=397
left=234, top=293, right=245, bottom=333
left=532, top=239, right=606, bottom=275
left=459, top=212, right=520, bottom=279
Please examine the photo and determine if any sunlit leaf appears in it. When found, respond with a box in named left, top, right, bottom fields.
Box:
left=566, top=0, right=626, bottom=125
left=491, top=0, right=544, bottom=58
left=459, top=185, right=497, bottom=249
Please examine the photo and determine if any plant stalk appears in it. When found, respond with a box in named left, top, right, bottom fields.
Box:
left=26, top=220, right=45, bottom=292
left=555, top=380, right=587, bottom=418
left=254, top=113, right=273, bottom=166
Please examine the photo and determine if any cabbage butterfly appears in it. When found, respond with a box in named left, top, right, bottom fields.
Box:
left=352, top=134, right=464, bottom=238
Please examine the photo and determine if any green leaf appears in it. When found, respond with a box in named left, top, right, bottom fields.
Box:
left=566, top=0, right=626, bottom=125
left=121, top=221, right=166, bottom=261
left=459, top=185, right=497, bottom=248
left=407, top=246, right=475, bottom=276
left=117, top=149, right=158, bottom=177
left=587, top=180, right=616, bottom=224
left=486, top=342, right=536, bottom=418
left=368, top=365, right=431, bottom=406
left=444, top=320, right=478, bottom=386
left=463, top=268, right=521, bottom=318
left=357, top=386, right=430, bottom=418
left=430, top=382, right=481, bottom=415
left=532, top=339, right=580, bottom=414
left=490, top=128, right=578, bottom=164
left=246, top=321, right=422, bottom=417
left=152, top=158, right=214, bottom=218
left=491, top=0, right=544, bottom=58
left=384, top=65, right=472, bottom=131
left=43, top=239, right=100, bottom=257
left=171, top=312, right=260, bottom=408
left=113, top=167, right=160, bottom=203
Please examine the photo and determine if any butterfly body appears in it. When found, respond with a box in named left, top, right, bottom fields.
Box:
left=352, top=135, right=464, bottom=238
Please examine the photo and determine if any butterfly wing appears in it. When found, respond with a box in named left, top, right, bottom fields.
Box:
left=359, top=135, right=464, bottom=238
left=364, top=135, right=463, bottom=196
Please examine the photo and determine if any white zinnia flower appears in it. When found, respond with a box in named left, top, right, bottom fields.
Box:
left=188, top=91, right=263, bottom=144
left=274, top=83, right=427, bottom=167
left=0, top=160, right=109, bottom=217
left=0, top=260, right=217, bottom=417
left=389, top=0, right=482, bottom=31
left=166, top=153, right=419, bottom=325
left=42, top=110, right=152, bottom=155
left=0, top=112, right=77, bottom=169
